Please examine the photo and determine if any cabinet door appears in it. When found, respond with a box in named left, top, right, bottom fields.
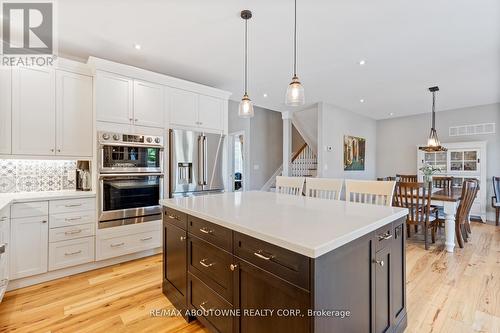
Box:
left=233, top=260, right=310, bottom=333
left=165, top=222, right=187, bottom=297
left=12, top=67, right=56, bottom=155
left=56, top=70, right=93, bottom=156
left=10, top=216, right=48, bottom=279
left=391, top=223, right=406, bottom=327
left=169, top=88, right=198, bottom=128
left=198, top=95, right=223, bottom=131
left=95, top=71, right=133, bottom=124
left=0, top=68, right=12, bottom=154
left=374, top=246, right=392, bottom=333
left=133, top=80, right=164, bottom=128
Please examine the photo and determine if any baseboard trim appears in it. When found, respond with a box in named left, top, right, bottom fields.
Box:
left=7, top=247, right=162, bottom=291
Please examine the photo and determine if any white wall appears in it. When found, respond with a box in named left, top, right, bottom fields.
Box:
left=317, top=102, right=377, bottom=180
left=376, top=103, right=500, bottom=218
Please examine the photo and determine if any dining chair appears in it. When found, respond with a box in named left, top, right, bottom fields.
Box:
left=436, top=179, right=478, bottom=248
left=492, top=176, right=500, bottom=226
left=345, top=180, right=396, bottom=206
left=394, top=182, right=438, bottom=250
left=433, top=176, right=453, bottom=190
left=305, top=177, right=343, bottom=200
left=396, top=174, right=418, bottom=182
left=275, top=176, right=305, bottom=196
left=377, top=176, right=396, bottom=181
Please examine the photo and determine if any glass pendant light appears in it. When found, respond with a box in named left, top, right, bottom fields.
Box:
left=285, top=0, right=305, bottom=106
left=238, top=10, right=254, bottom=118
left=419, top=86, right=447, bottom=152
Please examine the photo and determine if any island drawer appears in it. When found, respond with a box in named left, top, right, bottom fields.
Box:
left=188, top=216, right=232, bottom=252
left=164, top=208, right=187, bottom=230
left=233, top=232, right=310, bottom=291
left=188, top=235, right=233, bottom=302
left=374, top=223, right=394, bottom=252
left=188, top=273, right=233, bottom=333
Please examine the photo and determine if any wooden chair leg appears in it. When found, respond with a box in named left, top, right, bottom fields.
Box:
left=431, top=224, right=436, bottom=244
left=462, top=224, right=468, bottom=243
left=465, top=219, right=471, bottom=234
left=424, top=223, right=429, bottom=250
left=456, top=222, right=464, bottom=248
left=414, top=225, right=418, bottom=233
left=496, top=208, right=499, bottom=226
left=407, top=224, right=411, bottom=238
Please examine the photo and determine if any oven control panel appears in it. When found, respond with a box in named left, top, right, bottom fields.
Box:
left=98, top=131, right=163, bottom=147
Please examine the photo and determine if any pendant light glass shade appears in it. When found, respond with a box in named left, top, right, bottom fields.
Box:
left=238, top=10, right=254, bottom=118
left=238, top=94, right=254, bottom=118
left=285, top=0, right=305, bottom=106
left=285, top=76, right=305, bottom=106
left=419, top=86, right=447, bottom=152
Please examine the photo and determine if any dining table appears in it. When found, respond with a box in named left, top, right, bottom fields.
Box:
left=430, top=187, right=462, bottom=252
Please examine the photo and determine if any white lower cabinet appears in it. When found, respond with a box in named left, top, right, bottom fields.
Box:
left=10, top=215, right=48, bottom=279
left=49, top=223, right=95, bottom=243
left=49, top=237, right=94, bottom=271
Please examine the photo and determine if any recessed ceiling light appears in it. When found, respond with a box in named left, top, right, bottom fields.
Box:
left=263, top=93, right=268, bottom=98
left=359, top=99, right=365, bottom=103
left=389, top=112, right=395, bottom=116
left=359, top=60, right=366, bottom=66
left=134, top=44, right=141, bottom=50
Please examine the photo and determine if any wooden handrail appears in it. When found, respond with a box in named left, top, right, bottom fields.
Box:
left=292, top=143, right=308, bottom=162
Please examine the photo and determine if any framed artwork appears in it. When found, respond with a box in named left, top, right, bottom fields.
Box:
left=344, top=135, right=366, bottom=171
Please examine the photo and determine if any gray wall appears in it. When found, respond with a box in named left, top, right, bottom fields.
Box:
left=318, top=102, right=377, bottom=180
left=376, top=103, right=500, bottom=217
left=228, top=101, right=283, bottom=190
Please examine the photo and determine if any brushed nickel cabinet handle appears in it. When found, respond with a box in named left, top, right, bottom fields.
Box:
left=199, top=227, right=213, bottom=234
left=140, top=236, right=153, bottom=241
left=65, top=250, right=82, bottom=256
left=199, top=301, right=209, bottom=312
left=110, top=242, right=125, bottom=247
left=199, top=258, right=214, bottom=268
left=374, top=260, right=385, bottom=267
left=41, top=220, right=47, bottom=223
left=65, top=217, right=83, bottom=222
left=378, top=232, right=392, bottom=241
left=254, top=251, right=274, bottom=261
left=180, top=236, right=186, bottom=241
left=64, top=229, right=82, bottom=235
left=0, top=216, right=7, bottom=221
left=167, top=214, right=178, bottom=220
left=65, top=204, right=82, bottom=208
left=229, top=264, right=238, bottom=271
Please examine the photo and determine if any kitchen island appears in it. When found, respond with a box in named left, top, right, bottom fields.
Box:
left=160, top=191, right=408, bottom=333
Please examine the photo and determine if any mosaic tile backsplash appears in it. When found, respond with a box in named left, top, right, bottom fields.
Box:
left=0, top=160, right=77, bottom=193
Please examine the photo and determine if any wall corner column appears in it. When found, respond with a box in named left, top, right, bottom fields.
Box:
left=282, top=111, right=293, bottom=176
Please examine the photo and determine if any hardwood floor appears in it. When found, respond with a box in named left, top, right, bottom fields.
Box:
left=0, top=222, right=498, bottom=333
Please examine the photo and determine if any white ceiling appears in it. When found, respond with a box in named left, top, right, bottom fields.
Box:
left=57, top=0, right=500, bottom=119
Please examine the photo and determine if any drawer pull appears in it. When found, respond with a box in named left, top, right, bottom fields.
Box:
left=0, top=216, right=7, bottom=221
left=42, top=220, right=47, bottom=223
left=140, top=236, right=153, bottom=241
left=65, top=250, right=82, bottom=256
left=199, top=301, right=210, bottom=312
left=110, top=242, right=125, bottom=248
left=377, top=232, right=392, bottom=241
left=167, top=214, right=179, bottom=220
left=374, top=259, right=385, bottom=267
left=65, top=204, right=83, bottom=208
left=199, top=258, right=215, bottom=268
left=0, top=243, right=5, bottom=255
left=199, top=227, right=213, bottom=235
left=230, top=264, right=238, bottom=271
left=254, top=250, right=274, bottom=261
left=65, top=217, right=83, bottom=222
left=64, top=229, right=82, bottom=235
left=180, top=236, right=187, bottom=241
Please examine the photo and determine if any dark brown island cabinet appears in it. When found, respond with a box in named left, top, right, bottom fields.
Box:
left=162, top=207, right=407, bottom=333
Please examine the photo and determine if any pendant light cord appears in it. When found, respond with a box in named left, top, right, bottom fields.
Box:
left=244, top=18, right=248, bottom=95
left=293, top=0, right=297, bottom=76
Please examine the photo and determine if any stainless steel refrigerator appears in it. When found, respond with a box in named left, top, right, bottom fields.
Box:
left=169, top=129, right=225, bottom=197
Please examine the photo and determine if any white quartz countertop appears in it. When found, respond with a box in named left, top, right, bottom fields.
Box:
left=0, top=190, right=96, bottom=211
left=160, top=191, right=408, bottom=258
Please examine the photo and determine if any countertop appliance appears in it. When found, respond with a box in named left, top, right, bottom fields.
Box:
left=98, top=132, right=164, bottom=229
left=170, top=129, right=225, bottom=197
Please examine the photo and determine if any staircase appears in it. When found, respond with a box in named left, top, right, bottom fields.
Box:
left=262, top=143, right=317, bottom=192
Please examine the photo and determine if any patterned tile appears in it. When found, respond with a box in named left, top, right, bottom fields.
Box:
left=0, top=159, right=78, bottom=193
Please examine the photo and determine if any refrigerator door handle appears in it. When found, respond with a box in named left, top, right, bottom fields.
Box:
left=197, top=135, right=204, bottom=186
left=203, top=135, right=208, bottom=185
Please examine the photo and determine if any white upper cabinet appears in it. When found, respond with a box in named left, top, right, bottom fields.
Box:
left=198, top=94, right=223, bottom=130
left=56, top=70, right=93, bottom=156
left=96, top=71, right=133, bottom=125
left=133, top=80, right=164, bottom=128
left=12, top=67, right=56, bottom=155
left=0, top=68, right=12, bottom=154
left=169, top=88, right=198, bottom=127
left=169, top=88, right=224, bottom=131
